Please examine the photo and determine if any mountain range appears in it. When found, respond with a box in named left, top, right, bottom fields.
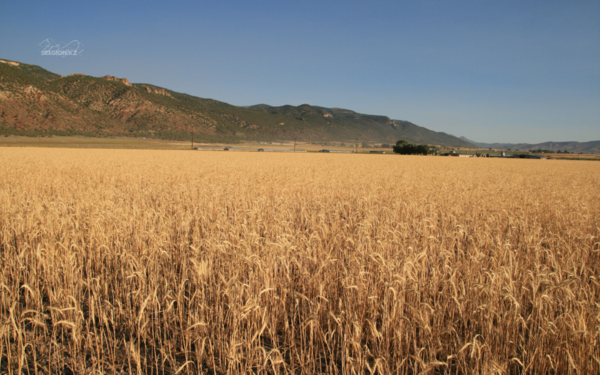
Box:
left=0, top=58, right=474, bottom=147
left=459, top=137, right=600, bottom=154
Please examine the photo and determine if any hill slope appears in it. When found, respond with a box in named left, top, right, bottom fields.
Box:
left=245, top=104, right=474, bottom=146
left=0, top=59, right=473, bottom=146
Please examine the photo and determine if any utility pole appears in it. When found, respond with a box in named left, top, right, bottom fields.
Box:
left=355, top=138, right=358, bottom=154
left=294, top=137, right=297, bottom=152
left=191, top=129, right=194, bottom=150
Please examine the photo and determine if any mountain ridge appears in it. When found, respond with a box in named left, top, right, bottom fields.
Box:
left=459, top=137, right=600, bottom=153
left=0, top=58, right=471, bottom=147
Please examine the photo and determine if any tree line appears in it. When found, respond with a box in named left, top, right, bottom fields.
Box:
left=392, top=140, right=436, bottom=155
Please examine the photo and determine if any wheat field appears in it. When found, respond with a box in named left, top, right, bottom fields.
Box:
left=1, top=147, right=598, bottom=374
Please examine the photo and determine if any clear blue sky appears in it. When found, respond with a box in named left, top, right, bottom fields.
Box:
left=1, top=0, right=598, bottom=143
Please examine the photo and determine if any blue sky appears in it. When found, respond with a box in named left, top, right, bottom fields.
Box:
left=1, top=0, right=598, bottom=143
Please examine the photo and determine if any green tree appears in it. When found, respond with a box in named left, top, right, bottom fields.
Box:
left=393, top=140, right=432, bottom=155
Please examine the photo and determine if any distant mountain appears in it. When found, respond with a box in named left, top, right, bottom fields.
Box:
left=458, top=136, right=481, bottom=145
left=458, top=136, right=529, bottom=150
left=459, top=137, right=600, bottom=153
left=0, top=58, right=472, bottom=146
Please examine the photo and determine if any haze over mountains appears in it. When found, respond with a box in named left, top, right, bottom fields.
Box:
left=0, top=59, right=476, bottom=147
left=459, top=137, right=600, bottom=154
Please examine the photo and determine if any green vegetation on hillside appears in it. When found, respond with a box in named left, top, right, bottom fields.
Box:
left=1, top=60, right=61, bottom=82
left=0, top=59, right=475, bottom=147
left=245, top=104, right=474, bottom=147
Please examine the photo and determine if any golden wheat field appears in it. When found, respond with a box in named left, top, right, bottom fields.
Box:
left=0, top=147, right=598, bottom=375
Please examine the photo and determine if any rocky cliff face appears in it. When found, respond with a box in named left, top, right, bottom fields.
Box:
left=0, top=78, right=121, bottom=134
left=0, top=62, right=244, bottom=140
left=145, top=86, right=172, bottom=97
left=102, top=75, right=132, bottom=86
left=0, top=60, right=20, bottom=67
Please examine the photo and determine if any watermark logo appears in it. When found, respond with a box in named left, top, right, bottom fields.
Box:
left=40, top=38, right=83, bottom=57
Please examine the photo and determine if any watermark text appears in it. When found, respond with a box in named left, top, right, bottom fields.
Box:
left=40, top=38, right=83, bottom=57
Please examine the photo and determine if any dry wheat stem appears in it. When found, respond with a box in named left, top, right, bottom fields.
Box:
left=0, top=148, right=598, bottom=374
